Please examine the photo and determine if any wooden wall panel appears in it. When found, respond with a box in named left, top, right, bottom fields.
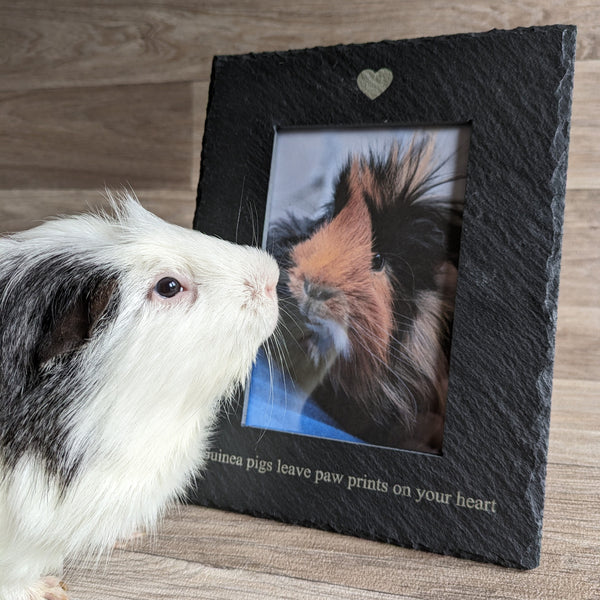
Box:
left=0, top=83, right=194, bottom=189
left=1, top=2, right=599, bottom=92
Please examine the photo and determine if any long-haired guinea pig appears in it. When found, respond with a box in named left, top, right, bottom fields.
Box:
left=270, top=136, right=463, bottom=452
left=0, top=194, right=279, bottom=600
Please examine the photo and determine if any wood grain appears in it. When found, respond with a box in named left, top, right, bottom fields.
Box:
left=555, top=307, right=600, bottom=380
left=0, top=2, right=598, bottom=599
left=67, top=547, right=400, bottom=600
left=66, top=494, right=598, bottom=600
left=559, top=190, right=600, bottom=306
left=0, top=189, right=197, bottom=231
left=1, top=1, right=600, bottom=92
left=0, top=83, right=194, bottom=189
left=568, top=61, right=600, bottom=189
left=1, top=50, right=599, bottom=193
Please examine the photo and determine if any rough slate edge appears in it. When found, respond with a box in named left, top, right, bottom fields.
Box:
left=534, top=24, right=577, bottom=564
left=190, top=26, right=577, bottom=570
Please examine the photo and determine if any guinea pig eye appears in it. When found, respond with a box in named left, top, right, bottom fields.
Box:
left=155, top=277, right=183, bottom=298
left=371, top=253, right=386, bottom=271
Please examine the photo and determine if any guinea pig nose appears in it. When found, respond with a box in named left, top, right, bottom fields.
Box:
left=264, top=282, right=276, bottom=300
left=304, top=278, right=336, bottom=302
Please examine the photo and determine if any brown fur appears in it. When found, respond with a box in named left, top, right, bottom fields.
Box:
left=288, top=180, right=394, bottom=374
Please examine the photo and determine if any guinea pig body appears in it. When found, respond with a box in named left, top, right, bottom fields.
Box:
left=271, top=136, right=463, bottom=452
left=0, top=196, right=279, bottom=599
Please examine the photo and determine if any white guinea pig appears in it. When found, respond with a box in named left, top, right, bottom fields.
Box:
left=0, top=194, right=279, bottom=600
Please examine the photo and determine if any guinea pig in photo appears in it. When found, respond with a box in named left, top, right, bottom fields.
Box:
left=270, top=135, right=464, bottom=452
left=0, top=194, right=279, bottom=600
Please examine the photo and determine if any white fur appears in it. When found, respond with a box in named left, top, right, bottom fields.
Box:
left=0, top=196, right=279, bottom=599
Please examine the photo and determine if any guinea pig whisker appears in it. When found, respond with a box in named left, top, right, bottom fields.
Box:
left=347, top=319, right=408, bottom=372
left=269, top=325, right=293, bottom=375
left=277, top=326, right=294, bottom=369
left=389, top=313, right=418, bottom=331
left=249, top=197, right=260, bottom=247
left=253, top=342, right=273, bottom=447
left=349, top=318, right=413, bottom=364
left=277, top=304, right=308, bottom=341
left=234, top=175, right=246, bottom=244
left=232, top=180, right=261, bottom=247
left=387, top=310, right=416, bottom=328
left=254, top=331, right=292, bottom=446
left=346, top=328, right=418, bottom=420
left=274, top=317, right=303, bottom=348
left=263, top=337, right=276, bottom=400
left=278, top=310, right=305, bottom=340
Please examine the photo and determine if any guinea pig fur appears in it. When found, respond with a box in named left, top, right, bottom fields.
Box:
left=0, top=195, right=279, bottom=600
left=270, top=136, right=463, bottom=452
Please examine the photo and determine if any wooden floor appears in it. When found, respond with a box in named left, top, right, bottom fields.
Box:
left=1, top=3, right=598, bottom=599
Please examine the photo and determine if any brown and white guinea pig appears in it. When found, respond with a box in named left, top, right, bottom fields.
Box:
left=269, top=136, right=463, bottom=452
left=0, top=194, right=279, bottom=600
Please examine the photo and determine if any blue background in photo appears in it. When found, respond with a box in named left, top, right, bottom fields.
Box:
left=244, top=349, right=362, bottom=444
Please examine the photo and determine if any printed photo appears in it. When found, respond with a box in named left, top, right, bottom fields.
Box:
left=243, top=126, right=470, bottom=453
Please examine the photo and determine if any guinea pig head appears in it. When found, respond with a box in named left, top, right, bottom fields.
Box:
left=111, top=204, right=280, bottom=404
left=281, top=138, right=460, bottom=432
left=0, top=196, right=279, bottom=487
left=286, top=165, right=394, bottom=378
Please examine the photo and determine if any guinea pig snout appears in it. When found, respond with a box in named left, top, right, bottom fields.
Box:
left=303, top=278, right=338, bottom=302
left=240, top=257, right=280, bottom=330
left=294, top=276, right=344, bottom=319
left=243, top=276, right=277, bottom=302
left=286, top=272, right=351, bottom=356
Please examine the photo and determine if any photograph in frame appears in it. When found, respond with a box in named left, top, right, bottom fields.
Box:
left=244, top=126, right=470, bottom=454
left=190, top=26, right=576, bottom=569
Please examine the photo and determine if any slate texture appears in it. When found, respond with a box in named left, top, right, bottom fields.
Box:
left=191, top=26, right=576, bottom=569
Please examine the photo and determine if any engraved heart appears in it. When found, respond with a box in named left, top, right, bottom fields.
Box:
left=357, top=68, right=393, bottom=100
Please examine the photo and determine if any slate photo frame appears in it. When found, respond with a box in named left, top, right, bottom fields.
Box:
left=190, top=25, right=577, bottom=569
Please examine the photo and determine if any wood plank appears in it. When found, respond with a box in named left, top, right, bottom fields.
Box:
left=559, top=189, right=600, bottom=307
left=548, top=379, right=600, bottom=467
left=100, top=493, right=598, bottom=600
left=1, top=2, right=598, bottom=91
left=554, top=306, right=600, bottom=380
left=0, top=189, right=196, bottom=231
left=65, top=547, right=397, bottom=600
left=567, top=61, right=600, bottom=189
left=0, top=62, right=596, bottom=196
left=0, top=83, right=194, bottom=190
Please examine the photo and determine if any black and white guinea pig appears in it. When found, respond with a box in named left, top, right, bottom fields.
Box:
left=270, top=136, right=463, bottom=452
left=0, top=194, right=279, bottom=600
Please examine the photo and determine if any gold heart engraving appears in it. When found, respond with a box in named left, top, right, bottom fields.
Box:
left=357, top=68, right=393, bottom=100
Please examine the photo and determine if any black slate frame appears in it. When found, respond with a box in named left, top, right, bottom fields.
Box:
left=190, top=26, right=576, bottom=569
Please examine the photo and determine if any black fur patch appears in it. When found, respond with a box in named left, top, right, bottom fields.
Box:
left=0, top=251, right=119, bottom=488
left=333, top=140, right=464, bottom=294
left=267, top=211, right=330, bottom=268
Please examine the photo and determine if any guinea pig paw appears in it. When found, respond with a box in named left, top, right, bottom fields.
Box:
left=28, top=576, right=69, bottom=600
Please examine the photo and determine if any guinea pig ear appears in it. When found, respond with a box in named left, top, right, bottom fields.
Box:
left=38, top=277, right=118, bottom=364
left=88, top=278, right=118, bottom=331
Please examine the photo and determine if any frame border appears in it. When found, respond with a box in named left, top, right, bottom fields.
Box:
left=191, top=26, right=576, bottom=569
